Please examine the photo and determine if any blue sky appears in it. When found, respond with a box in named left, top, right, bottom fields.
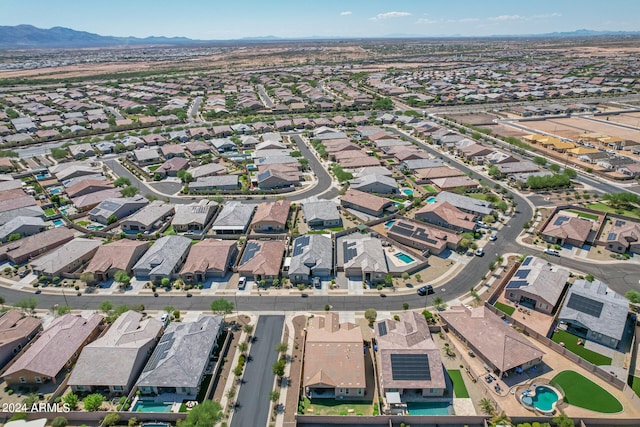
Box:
left=2, top=0, right=639, bottom=39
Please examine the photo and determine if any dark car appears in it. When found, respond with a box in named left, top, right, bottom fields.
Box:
left=417, top=285, right=434, bottom=296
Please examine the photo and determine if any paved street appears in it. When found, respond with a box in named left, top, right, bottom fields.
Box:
left=231, top=315, right=284, bottom=427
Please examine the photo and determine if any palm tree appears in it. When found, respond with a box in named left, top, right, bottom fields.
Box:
left=479, top=397, right=495, bottom=415
left=490, top=411, right=512, bottom=426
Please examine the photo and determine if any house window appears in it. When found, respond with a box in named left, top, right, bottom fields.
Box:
left=113, top=386, right=124, bottom=391
left=509, top=292, right=515, bottom=298
left=357, top=389, right=362, bottom=395
left=430, top=388, right=439, bottom=393
left=35, top=377, right=42, bottom=383
left=19, top=377, right=26, bottom=383
left=345, top=389, right=349, bottom=394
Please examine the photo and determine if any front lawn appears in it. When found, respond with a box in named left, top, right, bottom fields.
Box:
left=551, top=330, right=612, bottom=366
left=552, top=370, right=622, bottom=413
left=468, top=193, right=489, bottom=201
left=148, top=164, right=161, bottom=172
left=43, top=208, right=56, bottom=216
left=448, top=369, right=469, bottom=398
left=162, top=225, right=177, bottom=236
left=494, top=301, right=515, bottom=316
left=422, top=185, right=436, bottom=193
left=300, top=397, right=373, bottom=416
left=586, top=202, right=640, bottom=219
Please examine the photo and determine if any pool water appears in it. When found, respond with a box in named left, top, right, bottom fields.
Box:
left=49, top=188, right=61, bottom=195
left=403, top=189, right=414, bottom=196
left=426, top=196, right=436, bottom=203
left=52, top=219, right=64, bottom=227
left=530, top=386, right=559, bottom=412
left=394, top=253, right=415, bottom=263
left=407, top=401, right=453, bottom=415
left=132, top=400, right=173, bottom=413
left=384, top=220, right=395, bottom=227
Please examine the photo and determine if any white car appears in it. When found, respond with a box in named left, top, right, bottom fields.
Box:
left=475, top=248, right=485, bottom=257
left=544, top=249, right=560, bottom=256
left=238, top=276, right=247, bottom=290
left=489, top=233, right=497, bottom=241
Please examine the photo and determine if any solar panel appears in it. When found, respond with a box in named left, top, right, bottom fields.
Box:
left=553, top=216, right=569, bottom=226
left=395, top=222, right=413, bottom=230
left=390, top=225, right=413, bottom=237
left=614, top=219, right=625, bottom=227
left=143, top=332, right=175, bottom=372
left=100, top=200, right=120, bottom=211
left=506, top=280, right=529, bottom=289
left=514, top=269, right=530, bottom=279
left=257, top=171, right=271, bottom=181
left=522, top=257, right=532, bottom=266
left=566, top=293, right=604, bottom=318
left=390, top=354, right=431, bottom=381
left=607, top=233, right=617, bottom=241
left=292, top=235, right=309, bottom=257
left=240, top=242, right=261, bottom=264
left=378, top=322, right=388, bottom=337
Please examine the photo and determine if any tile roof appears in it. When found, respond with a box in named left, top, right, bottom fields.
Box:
left=180, top=239, right=236, bottom=275
left=84, top=240, right=149, bottom=274
left=251, top=200, right=290, bottom=227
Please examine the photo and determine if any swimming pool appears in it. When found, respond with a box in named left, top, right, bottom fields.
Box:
left=407, top=401, right=453, bottom=415
left=384, top=220, right=395, bottom=227
left=403, top=188, right=414, bottom=196
left=131, top=400, right=173, bottom=413
left=52, top=219, right=64, bottom=227
left=394, top=253, right=415, bottom=263
left=35, top=173, right=50, bottom=180
left=49, top=188, right=61, bottom=195
left=426, top=196, right=436, bottom=203
left=521, top=385, right=560, bottom=413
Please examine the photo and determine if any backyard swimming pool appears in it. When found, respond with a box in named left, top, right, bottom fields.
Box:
left=521, top=385, right=560, bottom=413
left=426, top=196, right=436, bottom=203
left=52, top=219, right=64, bottom=227
left=131, top=400, right=173, bottom=413
left=403, top=188, right=414, bottom=196
left=384, top=220, right=395, bottom=227
left=407, top=401, right=453, bottom=415
left=394, top=252, right=415, bottom=263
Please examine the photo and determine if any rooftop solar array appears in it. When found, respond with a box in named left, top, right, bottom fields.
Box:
left=240, top=241, right=261, bottom=264
left=615, top=219, right=625, bottom=227
left=514, top=269, right=531, bottom=279
left=378, top=322, right=388, bottom=337
left=566, top=293, right=604, bottom=318
left=389, top=222, right=439, bottom=244
left=506, top=280, right=529, bottom=289
left=522, top=256, right=533, bottom=266
left=292, top=235, right=310, bottom=257
left=553, top=215, right=570, bottom=226
left=257, top=170, right=271, bottom=182
left=607, top=232, right=618, bottom=241
left=390, top=353, right=431, bottom=381
left=143, top=332, right=175, bottom=372
left=191, top=205, right=209, bottom=214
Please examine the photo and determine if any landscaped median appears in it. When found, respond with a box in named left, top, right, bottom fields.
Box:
left=552, top=370, right=623, bottom=413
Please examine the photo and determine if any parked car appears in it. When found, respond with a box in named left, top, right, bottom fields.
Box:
left=475, top=247, right=485, bottom=257
left=238, top=276, right=247, bottom=290
left=489, top=233, right=497, bottom=241
left=544, top=249, right=560, bottom=256
left=19, top=269, right=30, bottom=278
left=417, top=285, right=434, bottom=296
left=313, top=277, right=321, bottom=289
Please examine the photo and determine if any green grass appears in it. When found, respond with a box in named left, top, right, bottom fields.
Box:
left=328, top=227, right=345, bottom=232
left=148, top=164, right=161, bottom=171
left=494, top=301, right=515, bottom=316
left=566, top=209, right=600, bottom=221
left=551, top=330, right=612, bottom=366
left=76, top=220, right=91, bottom=226
left=552, top=370, right=622, bottom=413
left=162, top=225, right=177, bottom=236
left=468, top=193, right=489, bottom=201
left=630, top=376, right=640, bottom=398
left=447, top=369, right=469, bottom=398
left=43, top=208, right=56, bottom=216
left=422, top=185, right=436, bottom=193
left=587, top=202, right=640, bottom=219
left=303, top=398, right=373, bottom=416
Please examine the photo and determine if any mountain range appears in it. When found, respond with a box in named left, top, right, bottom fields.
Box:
left=0, top=25, right=639, bottom=49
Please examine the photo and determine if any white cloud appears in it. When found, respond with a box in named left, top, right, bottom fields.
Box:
left=447, top=17, right=480, bottom=23
left=416, top=18, right=438, bottom=25
left=340, top=11, right=352, bottom=16
left=532, top=13, right=562, bottom=19
left=369, top=11, right=412, bottom=21
left=488, top=15, right=523, bottom=22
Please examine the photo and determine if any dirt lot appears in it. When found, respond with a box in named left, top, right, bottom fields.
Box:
left=483, top=123, right=528, bottom=138
left=447, top=113, right=500, bottom=126
left=526, top=117, right=640, bottom=143
left=604, top=111, right=640, bottom=128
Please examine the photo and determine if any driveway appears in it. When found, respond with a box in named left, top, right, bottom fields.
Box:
left=231, top=315, right=285, bottom=427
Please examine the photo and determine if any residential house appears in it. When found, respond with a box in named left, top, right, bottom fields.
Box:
left=133, top=148, right=161, bottom=165
left=340, top=189, right=394, bottom=217
left=288, top=234, right=333, bottom=284
left=155, top=157, right=189, bottom=177
left=120, top=201, right=174, bottom=233
left=68, top=143, right=95, bottom=159
left=132, top=235, right=191, bottom=281
left=89, top=196, right=149, bottom=224
left=160, top=144, right=186, bottom=159
left=136, top=315, right=223, bottom=397
left=180, top=239, right=238, bottom=282
left=190, top=175, right=239, bottom=192
left=210, top=138, right=237, bottom=153
left=504, top=256, right=570, bottom=315
left=31, top=238, right=101, bottom=278
left=387, top=218, right=461, bottom=255
left=83, top=240, right=150, bottom=282
left=189, top=163, right=226, bottom=179
left=542, top=213, right=592, bottom=247
left=237, top=240, right=285, bottom=282
left=414, top=201, right=476, bottom=233
left=2, top=314, right=103, bottom=385
left=0, top=217, right=46, bottom=242
left=72, top=188, right=122, bottom=212
left=349, top=174, right=398, bottom=194
left=303, top=313, right=366, bottom=400
left=374, top=312, right=446, bottom=401
left=0, top=206, right=44, bottom=227
left=172, top=200, right=217, bottom=233
left=250, top=200, right=290, bottom=232
left=302, top=201, right=342, bottom=229
left=185, top=141, right=211, bottom=156
left=65, top=179, right=114, bottom=199
left=0, top=227, right=74, bottom=265
left=496, top=161, right=540, bottom=176
left=558, top=279, right=629, bottom=349
left=604, top=218, right=640, bottom=254
left=338, top=234, right=388, bottom=283
left=256, top=164, right=301, bottom=189
left=430, top=176, right=479, bottom=191
left=68, top=311, right=163, bottom=395
left=440, top=306, right=544, bottom=377
left=434, top=192, right=493, bottom=219
left=210, top=202, right=255, bottom=234
left=0, top=311, right=42, bottom=369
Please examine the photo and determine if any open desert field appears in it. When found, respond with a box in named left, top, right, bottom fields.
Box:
left=509, top=117, right=640, bottom=142
left=447, top=113, right=500, bottom=126
left=603, top=112, right=640, bottom=128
